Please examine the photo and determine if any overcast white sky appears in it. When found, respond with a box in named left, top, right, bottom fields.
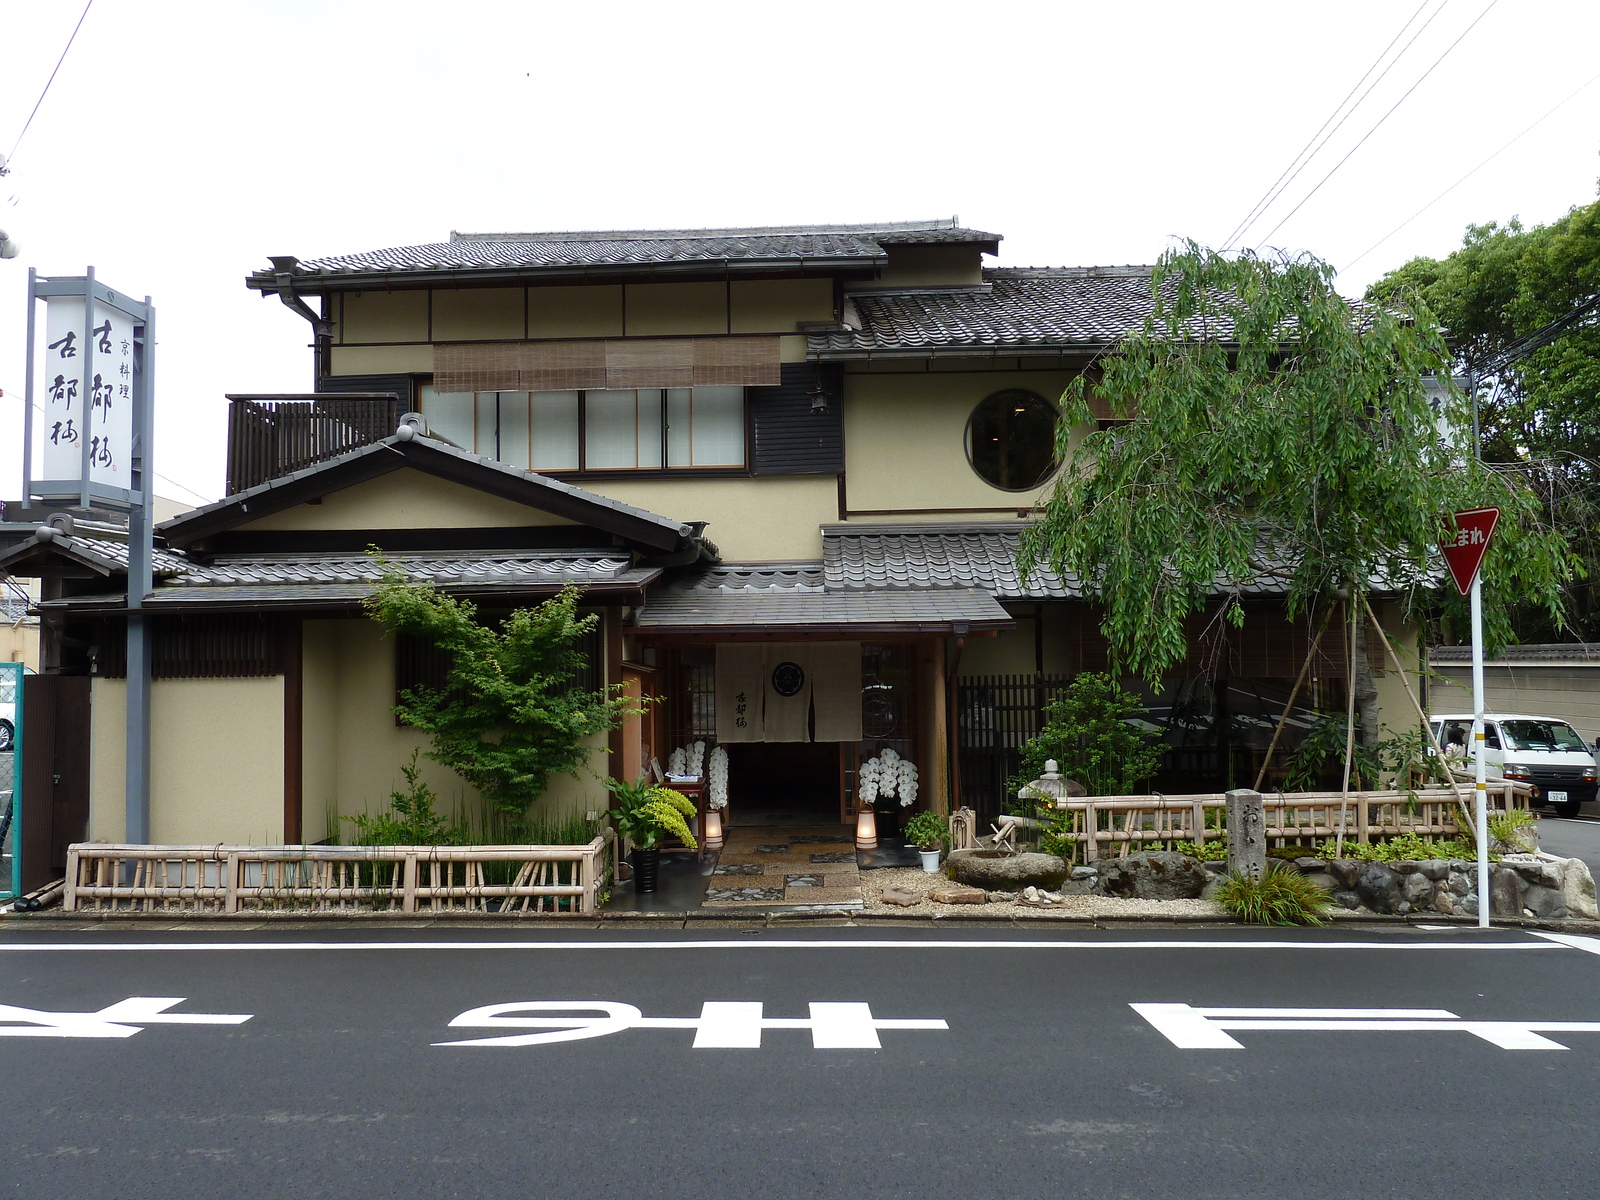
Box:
left=2, top=0, right=1598, bottom=506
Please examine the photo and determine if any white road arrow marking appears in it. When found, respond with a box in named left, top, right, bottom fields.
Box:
left=0, top=997, right=252, bottom=1039
left=435, top=1000, right=947, bottom=1049
left=1132, top=1002, right=1600, bottom=1050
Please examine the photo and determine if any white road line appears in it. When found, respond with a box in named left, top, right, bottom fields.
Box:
left=0, top=938, right=1570, bottom=953
left=1531, top=931, right=1600, bottom=956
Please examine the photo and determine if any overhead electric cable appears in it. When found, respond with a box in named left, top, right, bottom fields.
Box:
left=1341, top=68, right=1600, bottom=274
left=4, top=0, right=94, bottom=170
left=1254, top=0, right=1501, bottom=251
left=1221, top=0, right=1438, bottom=251
left=153, top=472, right=214, bottom=506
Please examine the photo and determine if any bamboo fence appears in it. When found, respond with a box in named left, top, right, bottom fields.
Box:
left=1040, top=782, right=1533, bottom=866
left=62, top=838, right=610, bottom=915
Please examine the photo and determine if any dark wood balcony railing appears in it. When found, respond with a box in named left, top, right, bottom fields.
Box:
left=225, top=393, right=401, bottom=495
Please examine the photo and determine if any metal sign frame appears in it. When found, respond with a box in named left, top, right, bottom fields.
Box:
left=0, top=661, right=21, bottom=902
left=23, top=268, right=154, bottom=512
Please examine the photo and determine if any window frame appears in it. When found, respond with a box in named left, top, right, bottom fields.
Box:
left=962, top=388, right=1061, bottom=493
left=421, top=380, right=753, bottom=479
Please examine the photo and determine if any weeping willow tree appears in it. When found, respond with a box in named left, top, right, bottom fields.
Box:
left=1019, top=242, right=1576, bottom=770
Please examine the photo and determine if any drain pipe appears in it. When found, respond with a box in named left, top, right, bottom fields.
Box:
left=262, top=256, right=333, bottom=382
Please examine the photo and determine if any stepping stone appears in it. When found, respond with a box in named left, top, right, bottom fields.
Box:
left=712, top=864, right=765, bottom=876
left=881, top=887, right=924, bottom=907
left=810, top=852, right=856, bottom=864
left=790, top=835, right=849, bottom=845
left=929, top=884, right=987, bottom=905
left=706, top=887, right=784, bottom=903
left=754, top=844, right=791, bottom=854
left=785, top=874, right=824, bottom=887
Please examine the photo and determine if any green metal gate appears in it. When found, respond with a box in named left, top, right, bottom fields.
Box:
left=0, top=661, right=20, bottom=901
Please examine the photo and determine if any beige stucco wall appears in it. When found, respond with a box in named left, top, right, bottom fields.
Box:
left=239, top=468, right=577, bottom=531
left=876, top=245, right=984, bottom=287
left=1369, top=603, right=1424, bottom=738
left=329, top=344, right=434, bottom=374
left=529, top=285, right=625, bottom=339
left=300, top=619, right=341, bottom=844
left=626, top=282, right=727, bottom=336
left=338, top=290, right=429, bottom=344
left=842, top=370, right=1080, bottom=513
left=730, top=279, right=834, bottom=332
left=1430, top=666, right=1600, bottom=745
left=433, top=288, right=524, bottom=342
left=1, top=623, right=39, bottom=672
left=89, top=676, right=285, bottom=844
left=587, top=474, right=838, bottom=561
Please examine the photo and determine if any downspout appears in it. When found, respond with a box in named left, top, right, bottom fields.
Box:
left=946, top=624, right=968, bottom=815
left=263, top=256, right=333, bottom=385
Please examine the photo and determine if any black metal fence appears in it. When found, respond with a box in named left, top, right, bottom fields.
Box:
left=227, top=395, right=401, bottom=494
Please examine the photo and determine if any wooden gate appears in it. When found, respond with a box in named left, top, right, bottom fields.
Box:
left=20, top=674, right=91, bottom=894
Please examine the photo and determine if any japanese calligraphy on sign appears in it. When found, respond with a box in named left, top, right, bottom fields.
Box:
left=41, top=296, right=134, bottom=490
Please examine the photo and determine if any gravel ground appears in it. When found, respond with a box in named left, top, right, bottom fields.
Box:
left=859, top=866, right=1229, bottom=919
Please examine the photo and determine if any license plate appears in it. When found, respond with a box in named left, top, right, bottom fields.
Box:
left=1548, top=791, right=1568, bottom=803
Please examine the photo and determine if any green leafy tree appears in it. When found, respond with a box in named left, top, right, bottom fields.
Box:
left=363, top=561, right=638, bottom=817
left=1367, top=190, right=1600, bottom=637
left=1012, top=672, right=1165, bottom=800
left=1019, top=242, right=1577, bottom=750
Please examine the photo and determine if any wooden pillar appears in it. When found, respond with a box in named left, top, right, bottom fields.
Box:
left=921, top=639, right=950, bottom=816
left=606, top=608, right=625, bottom=783
left=282, top=618, right=303, bottom=844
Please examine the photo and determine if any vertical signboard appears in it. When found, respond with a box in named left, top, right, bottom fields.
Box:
left=41, top=296, right=136, bottom=493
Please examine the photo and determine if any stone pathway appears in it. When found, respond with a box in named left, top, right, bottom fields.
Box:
left=703, top=826, right=862, bottom=909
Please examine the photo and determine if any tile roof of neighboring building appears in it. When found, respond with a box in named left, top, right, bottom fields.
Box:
left=255, top=219, right=1002, bottom=286
left=629, top=585, right=1012, bottom=634
left=1430, top=643, right=1600, bottom=665
left=35, top=550, right=659, bottom=612
left=815, top=267, right=1167, bottom=356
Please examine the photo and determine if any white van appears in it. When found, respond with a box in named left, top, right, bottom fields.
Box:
left=1430, top=713, right=1598, bottom=818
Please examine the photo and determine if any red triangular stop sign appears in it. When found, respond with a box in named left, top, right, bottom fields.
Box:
left=1441, top=507, right=1500, bottom=595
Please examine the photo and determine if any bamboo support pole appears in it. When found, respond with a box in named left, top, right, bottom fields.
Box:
left=1337, top=596, right=1358, bottom=857
left=1253, top=606, right=1334, bottom=792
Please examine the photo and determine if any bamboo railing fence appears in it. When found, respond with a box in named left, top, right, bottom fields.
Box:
left=63, top=838, right=610, bottom=915
left=1039, top=782, right=1533, bottom=866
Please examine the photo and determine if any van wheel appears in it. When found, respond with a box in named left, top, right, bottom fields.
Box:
left=1553, top=799, right=1582, bottom=818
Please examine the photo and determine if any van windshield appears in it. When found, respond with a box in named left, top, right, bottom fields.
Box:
left=1498, top=720, right=1589, bottom=753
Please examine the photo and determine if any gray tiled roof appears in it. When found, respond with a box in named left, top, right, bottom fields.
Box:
left=824, top=523, right=1070, bottom=599
left=36, top=550, right=658, bottom=611
left=630, top=585, right=1011, bottom=633
left=270, top=220, right=1001, bottom=281
left=1431, top=643, right=1600, bottom=665
left=0, top=533, right=193, bottom=579
left=816, top=267, right=1164, bottom=356
left=156, top=433, right=692, bottom=544
left=657, top=563, right=826, bottom=594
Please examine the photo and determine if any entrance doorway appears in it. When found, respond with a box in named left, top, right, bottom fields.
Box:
left=727, top=743, right=843, bottom=826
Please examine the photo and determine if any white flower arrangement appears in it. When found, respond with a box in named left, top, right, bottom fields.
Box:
left=708, top=745, right=729, bottom=809
left=667, top=747, right=687, bottom=776
left=857, top=748, right=917, bottom=807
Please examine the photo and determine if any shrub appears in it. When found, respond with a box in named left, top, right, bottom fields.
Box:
left=1008, top=673, right=1164, bottom=805
left=1312, top=834, right=1483, bottom=863
left=1173, top=839, right=1227, bottom=861
left=1488, top=808, right=1536, bottom=855
left=903, top=811, right=948, bottom=851
left=606, top=777, right=697, bottom=851
left=1215, top=861, right=1330, bottom=926
left=343, top=749, right=467, bottom=846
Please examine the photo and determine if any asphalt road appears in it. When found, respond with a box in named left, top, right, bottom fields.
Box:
left=1541, top=816, right=1600, bottom=878
left=3, top=925, right=1600, bottom=1199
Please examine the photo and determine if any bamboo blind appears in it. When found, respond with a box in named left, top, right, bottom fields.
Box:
left=434, top=336, right=782, bottom=393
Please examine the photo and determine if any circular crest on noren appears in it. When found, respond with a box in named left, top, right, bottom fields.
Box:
left=770, top=661, right=805, bottom=697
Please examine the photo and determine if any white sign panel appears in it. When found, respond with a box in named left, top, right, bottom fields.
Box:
left=40, top=295, right=136, bottom=491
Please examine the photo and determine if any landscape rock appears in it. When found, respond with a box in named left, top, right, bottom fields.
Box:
left=1458, top=894, right=1480, bottom=917
left=1303, top=872, right=1340, bottom=893
left=880, top=887, right=924, bottom=907
left=1327, top=859, right=1363, bottom=890
left=1331, top=890, right=1363, bottom=910
left=928, top=884, right=987, bottom=905
left=1561, top=858, right=1599, bottom=920
left=1070, top=866, right=1099, bottom=882
left=1415, top=860, right=1450, bottom=881
left=1095, top=851, right=1208, bottom=900
left=1295, top=858, right=1329, bottom=872
left=1489, top=866, right=1524, bottom=918
left=1401, top=872, right=1434, bottom=906
left=1429, top=890, right=1454, bottom=915
left=1355, top=863, right=1402, bottom=914
left=1522, top=883, right=1567, bottom=920
left=946, top=849, right=1067, bottom=892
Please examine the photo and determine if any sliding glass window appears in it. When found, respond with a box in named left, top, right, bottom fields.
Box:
left=419, top=385, right=745, bottom=472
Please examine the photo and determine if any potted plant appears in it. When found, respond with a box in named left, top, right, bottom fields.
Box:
left=605, top=777, right=697, bottom=893
left=903, top=811, right=948, bottom=873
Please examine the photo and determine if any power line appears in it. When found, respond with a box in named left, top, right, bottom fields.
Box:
left=1221, top=0, right=1438, bottom=252
left=1253, top=0, right=1501, bottom=251
left=153, top=472, right=214, bottom=506
left=3, top=0, right=94, bottom=170
left=1341, top=68, right=1600, bottom=275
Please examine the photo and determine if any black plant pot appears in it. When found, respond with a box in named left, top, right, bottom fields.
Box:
left=629, top=847, right=661, bottom=894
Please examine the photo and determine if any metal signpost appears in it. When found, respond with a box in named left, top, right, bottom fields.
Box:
left=22, top=270, right=156, bottom=845
left=1441, top=506, right=1501, bottom=929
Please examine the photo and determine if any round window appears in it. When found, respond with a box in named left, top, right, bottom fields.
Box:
left=963, top=390, right=1059, bottom=491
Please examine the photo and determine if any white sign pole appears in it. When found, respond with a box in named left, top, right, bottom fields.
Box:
left=1471, top=573, right=1489, bottom=928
